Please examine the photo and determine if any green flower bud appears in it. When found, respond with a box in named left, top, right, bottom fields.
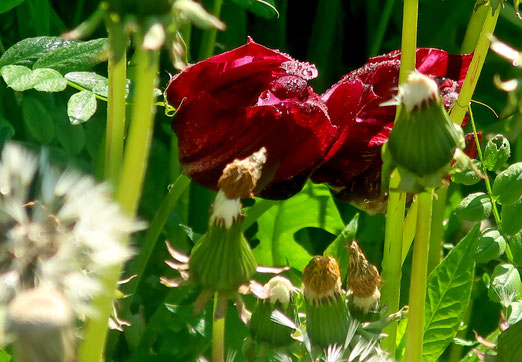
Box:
left=302, top=256, right=350, bottom=348
left=388, top=72, right=464, bottom=177
left=249, top=276, right=296, bottom=347
left=189, top=190, right=257, bottom=292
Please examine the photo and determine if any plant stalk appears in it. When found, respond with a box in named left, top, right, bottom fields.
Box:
left=461, top=2, right=489, bottom=54
left=427, top=186, right=448, bottom=273
left=198, top=0, right=223, bottom=60
left=405, top=191, right=433, bottom=362
left=369, top=0, right=396, bottom=57
left=77, top=44, right=160, bottom=362
left=213, top=295, right=225, bottom=362
left=381, top=0, right=418, bottom=354
left=450, top=4, right=500, bottom=126
left=105, top=29, right=127, bottom=183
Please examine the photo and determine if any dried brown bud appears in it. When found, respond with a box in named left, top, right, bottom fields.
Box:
left=347, top=241, right=382, bottom=312
left=218, top=147, right=267, bottom=199
left=302, top=256, right=342, bottom=304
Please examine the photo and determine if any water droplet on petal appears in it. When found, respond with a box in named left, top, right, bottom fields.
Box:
left=281, top=61, right=318, bottom=80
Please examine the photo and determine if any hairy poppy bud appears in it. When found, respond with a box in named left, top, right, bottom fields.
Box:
left=302, top=256, right=350, bottom=348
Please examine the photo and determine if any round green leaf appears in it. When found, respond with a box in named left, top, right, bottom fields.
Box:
left=65, top=71, right=109, bottom=97
left=502, top=198, right=522, bottom=236
left=450, top=159, right=482, bottom=185
left=492, top=162, right=522, bottom=205
left=455, top=192, right=493, bottom=221
left=21, top=96, right=55, bottom=144
left=488, top=264, right=521, bottom=307
left=31, top=68, right=67, bottom=92
left=473, top=228, right=506, bottom=264
left=67, top=90, right=97, bottom=125
left=510, top=232, right=522, bottom=267
left=33, top=38, right=108, bottom=74
left=484, top=134, right=511, bottom=171
left=1, top=65, right=33, bottom=91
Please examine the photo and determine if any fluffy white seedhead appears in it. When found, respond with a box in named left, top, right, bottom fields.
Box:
left=265, top=276, right=293, bottom=306
left=210, top=190, right=241, bottom=228
left=399, top=72, right=439, bottom=112
left=0, top=143, right=142, bottom=318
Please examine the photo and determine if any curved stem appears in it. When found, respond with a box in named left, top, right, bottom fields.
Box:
left=77, top=44, right=160, bottom=362
left=198, top=0, right=223, bottom=60
left=405, top=191, right=433, bottom=362
left=105, top=29, right=127, bottom=183
left=450, top=5, right=500, bottom=126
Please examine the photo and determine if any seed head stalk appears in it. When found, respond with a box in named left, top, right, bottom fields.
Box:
left=198, top=0, right=224, bottom=60
left=105, top=28, right=127, bottom=184
left=380, top=0, right=418, bottom=354
left=213, top=296, right=225, bottom=362
left=77, top=42, right=160, bottom=362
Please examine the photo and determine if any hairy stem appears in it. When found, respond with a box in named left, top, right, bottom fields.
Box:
left=450, top=4, right=500, bottom=126
left=405, top=191, right=433, bottom=362
left=105, top=29, right=127, bottom=183
left=381, top=0, right=418, bottom=354
left=77, top=43, right=160, bottom=362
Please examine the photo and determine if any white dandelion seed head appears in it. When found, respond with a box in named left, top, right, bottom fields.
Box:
left=0, top=143, right=141, bottom=321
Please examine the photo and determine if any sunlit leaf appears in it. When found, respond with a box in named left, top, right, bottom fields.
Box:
left=423, top=224, right=479, bottom=360
left=492, top=162, right=522, bottom=205
left=454, top=192, right=492, bottom=221
left=31, top=68, right=67, bottom=92
left=488, top=264, right=521, bottom=307
left=67, top=90, right=97, bottom=125
left=0, top=36, right=74, bottom=68
left=0, top=65, right=33, bottom=91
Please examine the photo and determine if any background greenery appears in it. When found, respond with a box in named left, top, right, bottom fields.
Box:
left=0, top=0, right=521, bottom=360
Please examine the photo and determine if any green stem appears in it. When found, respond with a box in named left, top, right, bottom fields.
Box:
left=120, top=175, right=191, bottom=319
left=369, top=0, right=396, bottom=57
left=427, top=186, right=448, bottom=273
left=66, top=81, right=109, bottom=102
left=460, top=2, right=489, bottom=53
left=381, top=0, right=418, bottom=354
left=212, top=295, right=225, bottom=362
left=449, top=4, right=500, bottom=126
left=381, top=172, right=407, bottom=354
left=198, top=0, right=223, bottom=60
left=77, top=44, right=159, bottom=362
left=405, top=191, right=433, bottom=362
left=105, top=29, right=127, bottom=183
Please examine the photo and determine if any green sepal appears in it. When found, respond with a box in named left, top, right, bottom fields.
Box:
left=189, top=220, right=257, bottom=292
left=388, top=100, right=463, bottom=177
left=249, top=299, right=296, bottom=347
left=305, top=294, right=351, bottom=348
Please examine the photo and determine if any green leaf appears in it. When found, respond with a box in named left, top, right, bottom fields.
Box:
left=67, top=90, right=97, bottom=125
left=423, top=224, right=479, bottom=361
left=492, top=162, right=522, bottom=205
left=454, top=192, right=492, bottom=221
left=0, top=348, right=11, bottom=362
left=450, top=159, right=482, bottom=185
left=488, top=264, right=521, bottom=307
left=484, top=135, right=510, bottom=171
left=0, top=37, right=75, bottom=68
left=324, top=213, right=359, bottom=282
left=473, top=228, right=506, bottom=264
left=501, top=198, right=522, bottom=236
left=0, top=65, right=33, bottom=91
left=508, top=300, right=522, bottom=325
left=510, top=232, right=522, bottom=267
left=254, top=182, right=344, bottom=270
left=52, top=109, right=85, bottom=155
left=0, top=0, right=24, bottom=14
left=33, top=38, right=108, bottom=74
left=228, top=0, right=279, bottom=19
left=21, top=96, right=55, bottom=144
left=65, top=71, right=110, bottom=98
left=498, top=319, right=522, bottom=361
left=0, top=117, right=15, bottom=146
left=31, top=68, right=67, bottom=92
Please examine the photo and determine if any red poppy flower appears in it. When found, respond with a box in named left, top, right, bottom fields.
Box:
left=311, top=49, right=473, bottom=214
left=166, top=38, right=337, bottom=199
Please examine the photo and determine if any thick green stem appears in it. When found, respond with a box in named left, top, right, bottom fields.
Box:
left=212, top=295, right=225, bottom=362
left=381, top=172, right=407, bottom=353
left=405, top=191, right=433, bottom=362
left=77, top=44, right=159, bottom=362
left=450, top=5, right=500, bottom=126
left=381, top=0, right=418, bottom=354
left=461, top=3, right=489, bottom=53
left=198, top=0, right=223, bottom=60
left=105, top=29, right=127, bottom=183
left=427, top=186, right=448, bottom=273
